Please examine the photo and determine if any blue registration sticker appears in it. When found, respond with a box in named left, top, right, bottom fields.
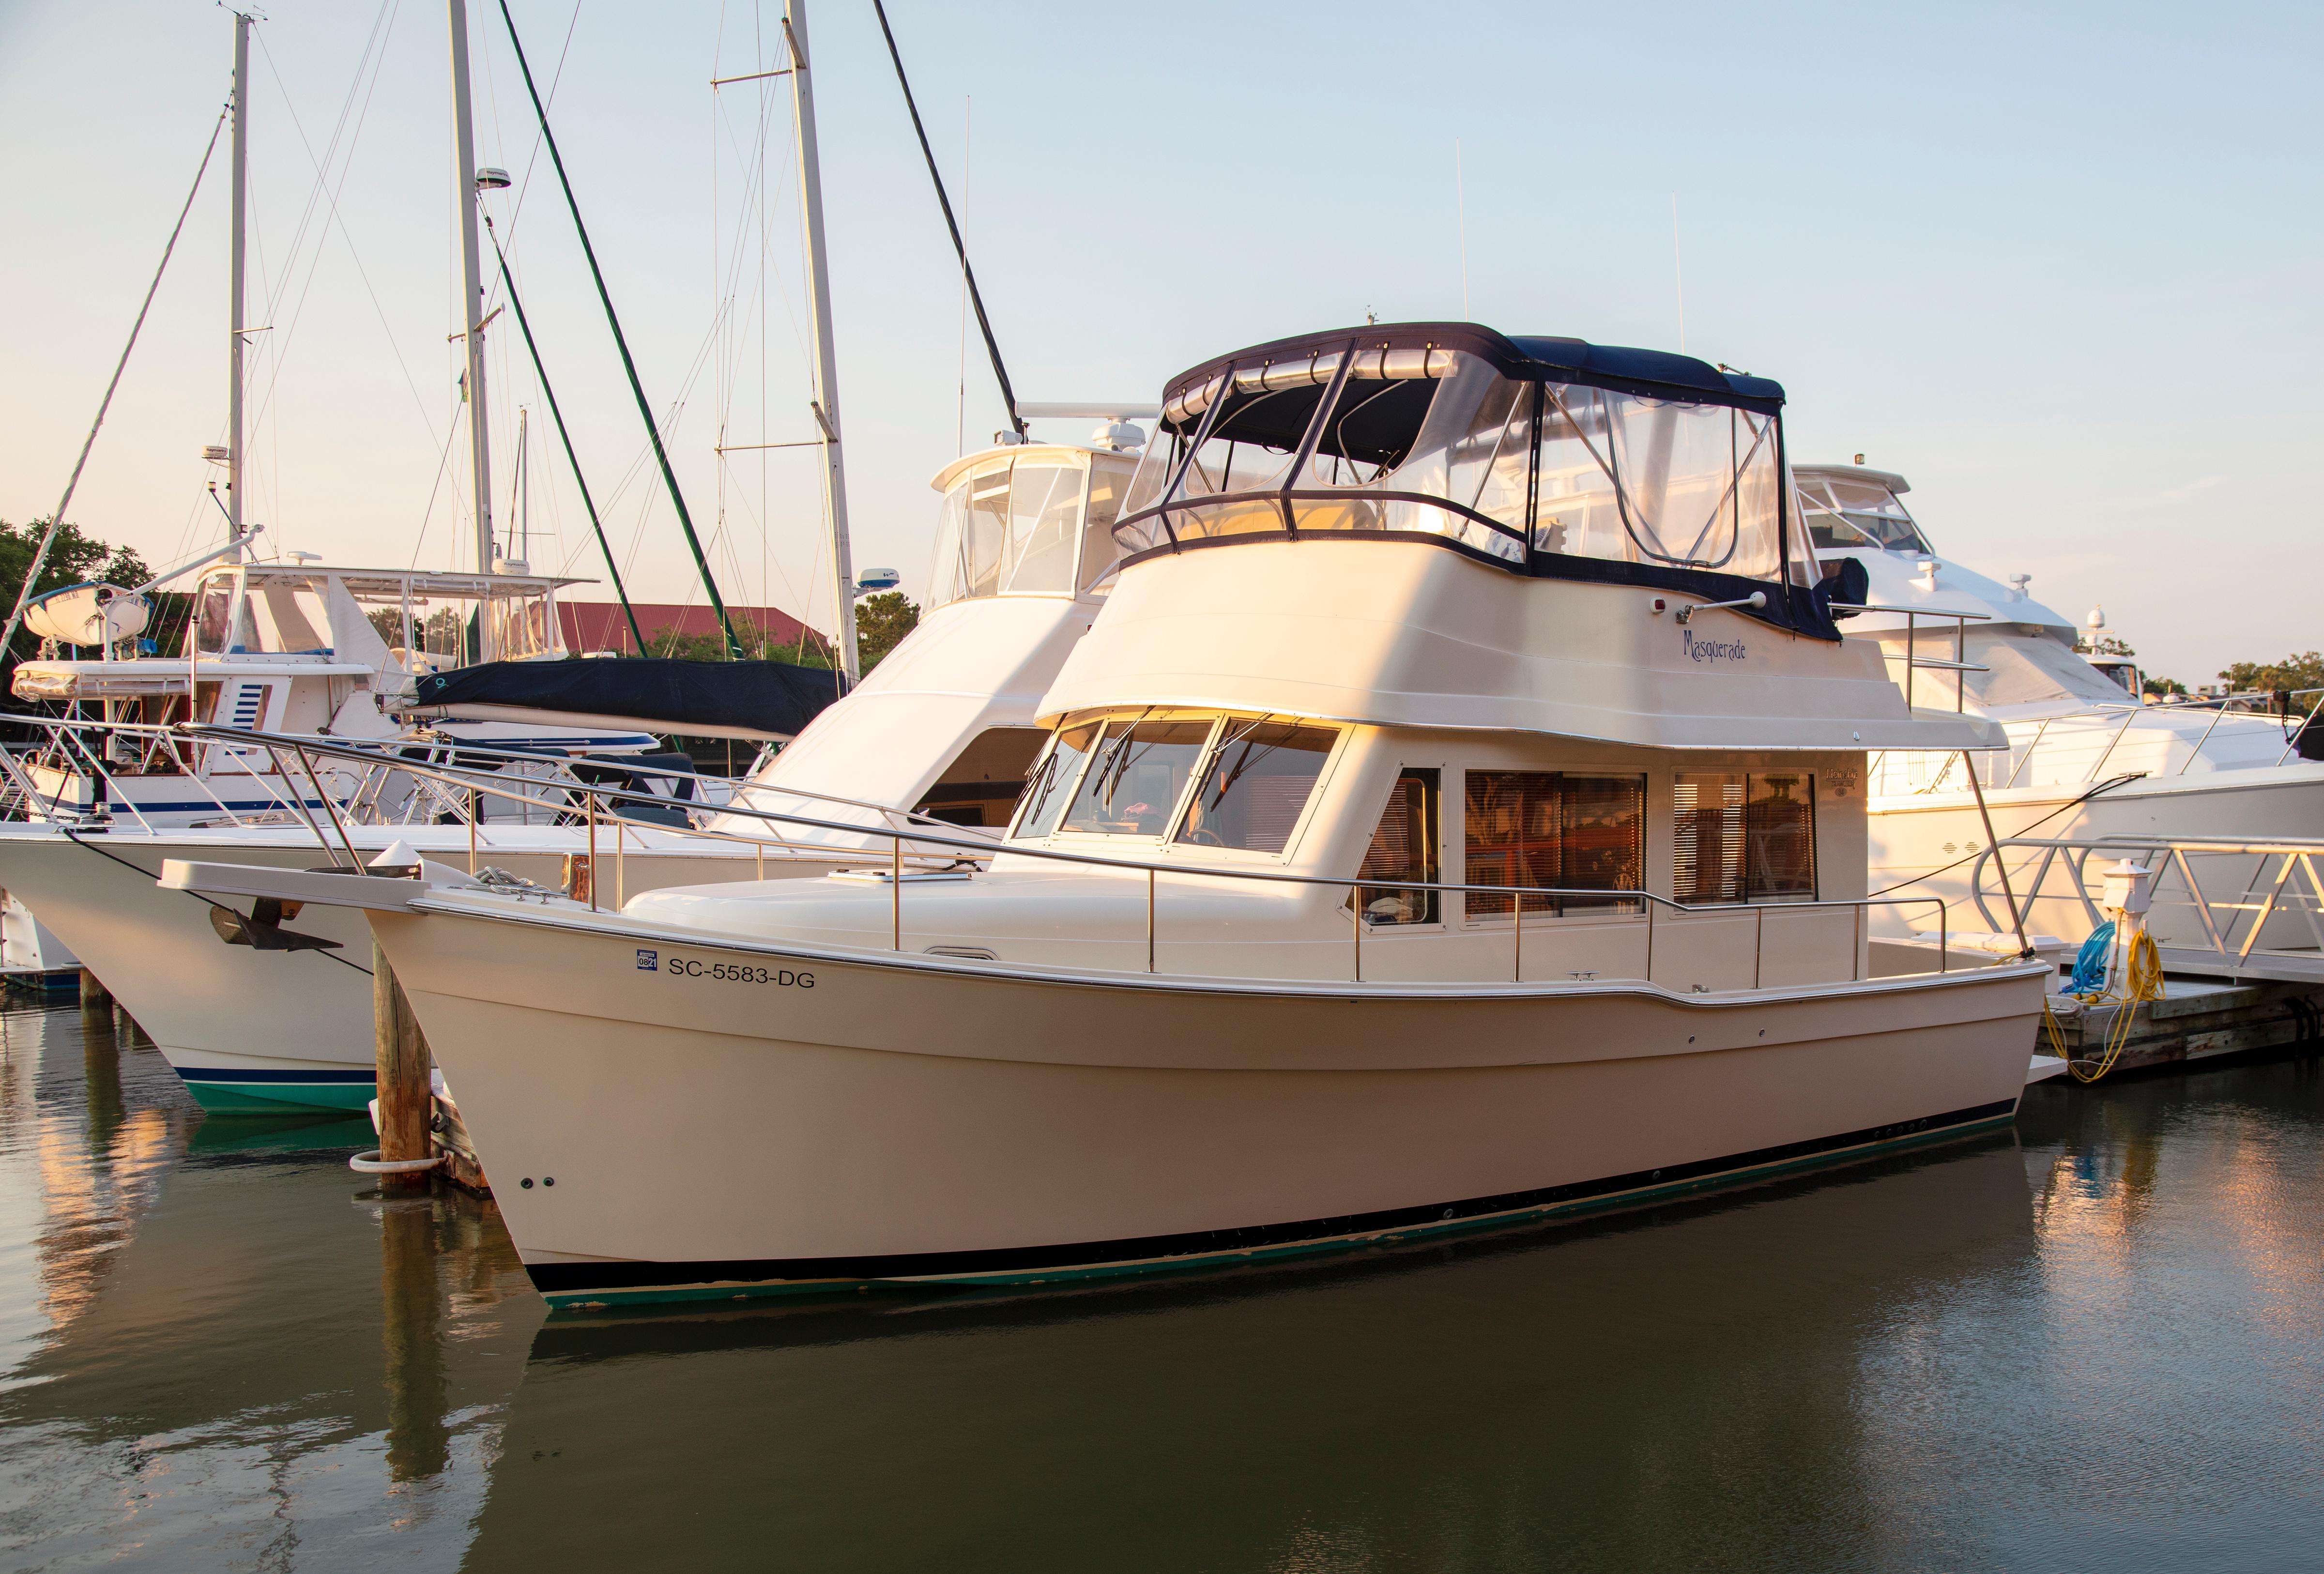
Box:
left=635, top=949, right=658, bottom=971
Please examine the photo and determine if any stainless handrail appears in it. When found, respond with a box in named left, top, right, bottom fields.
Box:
left=174, top=722, right=1970, bottom=993
left=1954, top=834, right=2324, bottom=976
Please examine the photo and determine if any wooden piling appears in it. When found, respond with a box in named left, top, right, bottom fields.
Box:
left=77, top=967, right=111, bottom=1018
left=373, top=938, right=434, bottom=1190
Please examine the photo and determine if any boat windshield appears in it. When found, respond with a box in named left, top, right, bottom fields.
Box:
left=926, top=451, right=1137, bottom=611
left=1012, top=712, right=1342, bottom=851
left=1797, top=474, right=1931, bottom=553
left=1116, top=350, right=1793, bottom=583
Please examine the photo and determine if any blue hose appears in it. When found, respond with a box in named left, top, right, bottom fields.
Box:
left=2069, top=922, right=2116, bottom=993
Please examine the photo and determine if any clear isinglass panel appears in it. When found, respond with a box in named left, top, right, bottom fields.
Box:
left=1002, top=465, right=1084, bottom=594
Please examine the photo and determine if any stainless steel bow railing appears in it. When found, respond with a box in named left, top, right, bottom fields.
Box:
left=166, top=722, right=1980, bottom=993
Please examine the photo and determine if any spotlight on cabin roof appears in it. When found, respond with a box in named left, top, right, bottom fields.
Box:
left=474, top=166, right=511, bottom=191
left=1854, top=453, right=1866, bottom=464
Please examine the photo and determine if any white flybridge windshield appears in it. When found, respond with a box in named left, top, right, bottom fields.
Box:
left=1111, top=326, right=1833, bottom=634
left=188, top=564, right=569, bottom=668
left=926, top=446, right=1139, bottom=609
left=1795, top=467, right=1933, bottom=555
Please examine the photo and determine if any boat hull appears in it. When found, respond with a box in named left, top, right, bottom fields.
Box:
left=374, top=900, right=2049, bottom=1307
left=0, top=829, right=796, bottom=1110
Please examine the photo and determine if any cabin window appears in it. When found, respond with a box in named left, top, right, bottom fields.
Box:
left=1463, top=771, right=1644, bottom=917
left=1672, top=772, right=1818, bottom=903
left=1059, top=718, right=1212, bottom=838
left=1175, top=720, right=1338, bottom=854
left=1355, top=768, right=1440, bottom=924
left=1015, top=723, right=1103, bottom=839
left=247, top=579, right=331, bottom=654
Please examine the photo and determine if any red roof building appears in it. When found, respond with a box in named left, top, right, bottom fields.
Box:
left=558, top=601, right=816, bottom=657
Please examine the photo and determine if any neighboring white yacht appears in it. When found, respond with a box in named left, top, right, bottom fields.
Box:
left=0, top=438, right=1136, bottom=1110
left=185, top=324, right=2048, bottom=1306
left=1796, top=463, right=2324, bottom=949
left=6, top=559, right=658, bottom=828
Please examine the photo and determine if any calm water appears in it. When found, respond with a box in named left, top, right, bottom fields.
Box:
left=2, top=999, right=2322, bottom=1573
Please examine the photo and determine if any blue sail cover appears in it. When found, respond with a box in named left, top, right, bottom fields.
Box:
left=411, top=658, right=838, bottom=740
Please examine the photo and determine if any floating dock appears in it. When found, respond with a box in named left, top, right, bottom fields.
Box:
left=2034, top=976, right=2324, bottom=1081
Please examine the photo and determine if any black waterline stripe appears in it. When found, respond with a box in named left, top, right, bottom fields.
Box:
left=527, top=1097, right=2018, bottom=1295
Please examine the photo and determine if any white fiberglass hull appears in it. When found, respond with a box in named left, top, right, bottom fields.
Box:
left=0, top=826, right=826, bottom=1110
left=374, top=894, right=2048, bottom=1308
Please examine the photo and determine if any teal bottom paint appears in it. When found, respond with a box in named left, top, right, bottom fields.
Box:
left=181, top=1078, right=377, bottom=1114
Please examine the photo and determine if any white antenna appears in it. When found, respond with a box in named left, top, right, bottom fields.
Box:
left=512, top=404, right=529, bottom=564
left=956, top=95, right=971, bottom=457
left=1455, top=140, right=1469, bottom=318
left=1671, top=194, right=1685, bottom=352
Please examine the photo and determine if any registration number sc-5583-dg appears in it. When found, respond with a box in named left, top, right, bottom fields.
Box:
left=636, top=948, right=813, bottom=988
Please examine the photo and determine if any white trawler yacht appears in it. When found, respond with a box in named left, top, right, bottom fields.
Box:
left=184, top=324, right=2049, bottom=1304
left=0, top=436, right=1139, bottom=1109
left=1795, top=463, right=2324, bottom=948
left=7, top=559, right=658, bottom=826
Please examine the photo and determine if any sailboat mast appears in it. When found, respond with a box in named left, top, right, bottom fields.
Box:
left=784, top=0, right=859, bottom=688
left=446, top=0, right=496, bottom=596
left=226, top=11, right=251, bottom=561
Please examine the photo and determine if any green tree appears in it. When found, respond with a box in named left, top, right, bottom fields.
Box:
left=2074, top=633, right=2136, bottom=657
left=0, top=517, right=161, bottom=673
left=2219, top=652, right=2324, bottom=696
left=855, top=591, right=918, bottom=672
left=2143, top=674, right=2188, bottom=697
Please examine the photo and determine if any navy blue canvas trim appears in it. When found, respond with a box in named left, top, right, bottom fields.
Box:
left=1161, top=322, right=1783, bottom=423
left=526, top=1098, right=2016, bottom=1295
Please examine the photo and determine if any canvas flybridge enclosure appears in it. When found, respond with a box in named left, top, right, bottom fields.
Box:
left=9, top=563, right=586, bottom=703
left=1042, top=325, right=2003, bottom=754
left=1114, top=322, right=1846, bottom=639
left=926, top=443, right=1141, bottom=607
left=191, top=565, right=579, bottom=670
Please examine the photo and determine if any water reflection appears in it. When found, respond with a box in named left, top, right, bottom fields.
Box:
left=3, top=991, right=2323, bottom=1572
left=0, top=1001, right=535, bottom=1569
left=465, top=1140, right=2042, bottom=1574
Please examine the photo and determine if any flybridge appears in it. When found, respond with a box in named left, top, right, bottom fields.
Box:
left=1115, top=322, right=1843, bottom=640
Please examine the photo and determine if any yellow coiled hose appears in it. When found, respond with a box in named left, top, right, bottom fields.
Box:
left=2041, top=928, right=2164, bottom=1083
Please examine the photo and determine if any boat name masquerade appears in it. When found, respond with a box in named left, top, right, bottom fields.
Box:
left=1681, top=629, right=1747, bottom=665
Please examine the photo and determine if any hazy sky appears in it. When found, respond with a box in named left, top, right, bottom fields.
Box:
left=1, top=0, right=2316, bottom=683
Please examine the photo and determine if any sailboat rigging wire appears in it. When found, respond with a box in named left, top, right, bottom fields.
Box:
left=871, top=0, right=1024, bottom=437
left=485, top=221, right=646, bottom=653
left=496, top=0, right=747, bottom=660
left=1, top=105, right=229, bottom=666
